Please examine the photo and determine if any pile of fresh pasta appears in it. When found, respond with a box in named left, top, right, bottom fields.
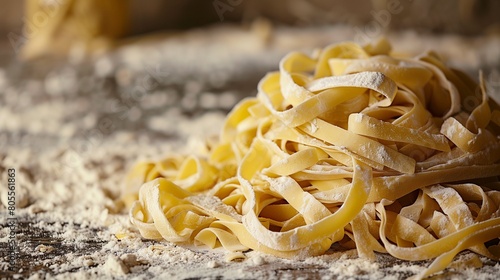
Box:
left=123, top=40, right=500, bottom=279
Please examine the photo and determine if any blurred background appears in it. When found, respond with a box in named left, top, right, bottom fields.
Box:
left=2, top=0, right=500, bottom=41
left=2, top=0, right=500, bottom=60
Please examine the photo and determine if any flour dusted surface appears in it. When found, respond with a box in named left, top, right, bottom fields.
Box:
left=1, top=25, right=500, bottom=279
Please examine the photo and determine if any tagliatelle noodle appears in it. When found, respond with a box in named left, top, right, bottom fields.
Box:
left=124, top=40, right=500, bottom=279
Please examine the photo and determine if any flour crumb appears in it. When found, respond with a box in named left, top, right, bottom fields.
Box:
left=103, top=255, right=130, bottom=275
left=83, top=257, right=95, bottom=267
left=206, top=260, right=220, bottom=268
left=35, top=244, right=55, bottom=253
left=309, top=119, right=318, bottom=133
left=250, top=255, right=266, bottom=266
left=120, top=253, right=144, bottom=267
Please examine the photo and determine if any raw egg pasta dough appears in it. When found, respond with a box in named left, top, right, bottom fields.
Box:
left=124, top=40, right=500, bottom=279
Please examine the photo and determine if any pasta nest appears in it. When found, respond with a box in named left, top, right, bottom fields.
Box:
left=123, top=40, right=500, bottom=279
